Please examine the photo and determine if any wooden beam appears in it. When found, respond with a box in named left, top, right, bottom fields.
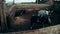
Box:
left=1, top=0, right=8, bottom=32
left=1, top=25, right=60, bottom=34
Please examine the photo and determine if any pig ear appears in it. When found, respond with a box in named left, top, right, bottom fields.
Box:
left=13, top=17, right=17, bottom=20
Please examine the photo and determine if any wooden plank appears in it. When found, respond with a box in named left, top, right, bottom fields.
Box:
left=1, top=25, right=60, bottom=34
left=16, top=4, right=50, bottom=10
